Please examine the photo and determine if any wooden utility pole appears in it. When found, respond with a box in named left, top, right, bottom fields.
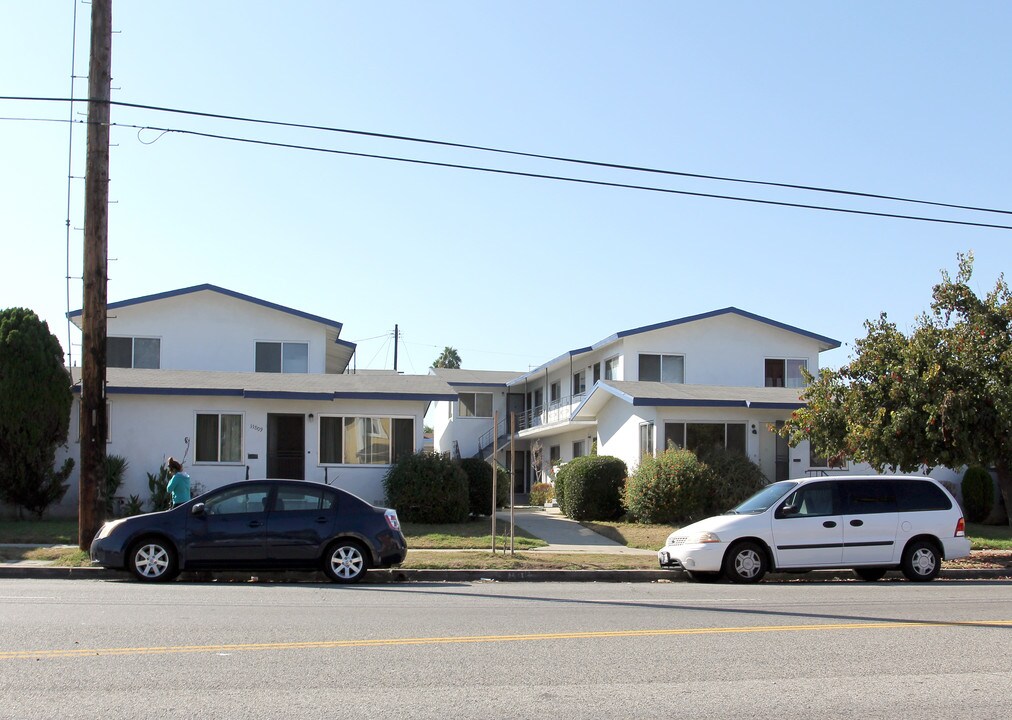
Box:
left=79, top=0, right=112, bottom=550
left=491, top=411, right=498, bottom=553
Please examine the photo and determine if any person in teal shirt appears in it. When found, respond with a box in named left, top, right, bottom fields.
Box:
left=166, top=457, right=191, bottom=507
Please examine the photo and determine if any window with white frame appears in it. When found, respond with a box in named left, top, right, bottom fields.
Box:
left=639, top=353, right=684, bottom=383
left=255, top=341, right=309, bottom=373
left=195, top=413, right=243, bottom=463
left=573, top=370, right=586, bottom=395
left=550, top=381, right=561, bottom=402
left=593, top=362, right=601, bottom=384
left=664, top=422, right=746, bottom=456
left=319, top=415, right=414, bottom=465
left=108, top=336, right=160, bottom=369
left=765, top=358, right=807, bottom=388
left=639, top=422, right=654, bottom=458
left=573, top=440, right=586, bottom=458
left=458, top=392, right=493, bottom=418
left=549, top=445, right=561, bottom=465
left=604, top=357, right=619, bottom=381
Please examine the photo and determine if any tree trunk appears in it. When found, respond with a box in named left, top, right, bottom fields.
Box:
left=996, top=462, right=1012, bottom=529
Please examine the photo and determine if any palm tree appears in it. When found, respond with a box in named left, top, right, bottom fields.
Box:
left=432, top=346, right=462, bottom=369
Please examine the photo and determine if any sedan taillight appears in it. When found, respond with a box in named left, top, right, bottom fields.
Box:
left=384, top=509, right=401, bottom=532
left=955, top=517, right=965, bottom=537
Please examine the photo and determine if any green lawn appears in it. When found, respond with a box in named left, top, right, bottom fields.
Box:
left=0, top=518, right=79, bottom=544
left=966, top=522, right=1012, bottom=550
left=401, top=518, right=547, bottom=550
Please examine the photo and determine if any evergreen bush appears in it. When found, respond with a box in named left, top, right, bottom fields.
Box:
left=459, top=458, right=510, bottom=516
left=961, top=466, right=994, bottom=523
left=624, top=448, right=710, bottom=524
left=529, top=482, right=555, bottom=506
left=383, top=452, right=469, bottom=523
left=699, top=446, right=768, bottom=513
left=556, top=455, right=627, bottom=521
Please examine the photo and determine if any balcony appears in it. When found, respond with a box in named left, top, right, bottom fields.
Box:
left=476, top=394, right=591, bottom=457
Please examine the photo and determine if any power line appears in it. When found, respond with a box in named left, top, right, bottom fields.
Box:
left=6, top=112, right=1012, bottom=231
left=105, top=119, right=1012, bottom=231
left=4, top=95, right=1010, bottom=218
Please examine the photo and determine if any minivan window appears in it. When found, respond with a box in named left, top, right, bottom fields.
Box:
left=894, top=479, right=952, bottom=512
left=729, top=481, right=797, bottom=514
left=778, top=482, right=837, bottom=518
left=843, top=480, right=897, bottom=514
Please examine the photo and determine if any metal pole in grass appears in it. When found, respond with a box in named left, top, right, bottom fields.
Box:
left=491, top=410, right=498, bottom=554
left=510, top=412, right=516, bottom=555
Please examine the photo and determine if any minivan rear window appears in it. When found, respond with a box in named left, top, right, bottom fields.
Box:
left=843, top=480, right=897, bottom=514
left=894, top=479, right=952, bottom=512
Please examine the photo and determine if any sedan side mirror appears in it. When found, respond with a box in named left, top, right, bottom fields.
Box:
left=191, top=502, right=206, bottom=516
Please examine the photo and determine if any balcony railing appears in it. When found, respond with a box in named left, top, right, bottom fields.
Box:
left=476, top=393, right=586, bottom=454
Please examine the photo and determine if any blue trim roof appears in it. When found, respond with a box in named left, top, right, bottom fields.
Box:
left=507, top=307, right=839, bottom=385
left=67, top=283, right=344, bottom=331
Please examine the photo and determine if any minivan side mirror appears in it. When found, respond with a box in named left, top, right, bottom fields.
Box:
left=191, top=503, right=206, bottom=516
left=779, top=504, right=800, bottom=517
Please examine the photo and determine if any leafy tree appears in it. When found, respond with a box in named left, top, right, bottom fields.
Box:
left=432, top=346, right=462, bottom=369
left=0, top=308, right=74, bottom=517
left=781, top=253, right=1012, bottom=527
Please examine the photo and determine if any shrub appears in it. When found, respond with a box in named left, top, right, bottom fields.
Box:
left=529, top=482, right=555, bottom=506
left=383, top=452, right=469, bottom=523
left=459, top=458, right=509, bottom=516
left=147, top=464, right=171, bottom=512
left=698, top=447, right=768, bottom=513
left=556, top=455, right=627, bottom=521
left=625, top=448, right=710, bottom=524
left=961, top=466, right=994, bottom=523
left=101, top=454, right=129, bottom=518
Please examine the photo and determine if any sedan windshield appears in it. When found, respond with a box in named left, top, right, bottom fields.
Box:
left=728, top=481, right=798, bottom=514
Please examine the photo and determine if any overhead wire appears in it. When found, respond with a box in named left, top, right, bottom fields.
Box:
left=3, top=95, right=1010, bottom=218
left=4, top=105, right=1012, bottom=231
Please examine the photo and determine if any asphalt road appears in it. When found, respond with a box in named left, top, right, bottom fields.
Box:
left=1, top=578, right=1010, bottom=720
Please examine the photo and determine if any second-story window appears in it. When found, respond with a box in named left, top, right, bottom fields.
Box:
left=550, top=381, right=561, bottom=402
left=573, top=370, right=586, bottom=395
left=458, top=392, right=493, bottom=418
left=604, top=357, right=619, bottom=381
left=765, top=359, right=807, bottom=388
left=256, top=341, right=309, bottom=373
left=108, top=336, right=160, bottom=369
left=639, top=353, right=684, bottom=383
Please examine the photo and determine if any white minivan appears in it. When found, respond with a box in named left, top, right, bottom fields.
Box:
left=657, top=475, right=970, bottom=583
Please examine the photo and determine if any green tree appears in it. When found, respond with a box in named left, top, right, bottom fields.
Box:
left=781, top=253, right=1012, bottom=527
left=432, top=346, right=462, bottom=369
left=0, top=308, right=74, bottom=517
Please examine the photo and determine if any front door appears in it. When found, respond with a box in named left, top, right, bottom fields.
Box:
left=267, top=413, right=305, bottom=480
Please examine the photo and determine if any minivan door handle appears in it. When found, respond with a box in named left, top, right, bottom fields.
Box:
left=850, top=519, right=864, bottom=527
left=823, top=521, right=837, bottom=528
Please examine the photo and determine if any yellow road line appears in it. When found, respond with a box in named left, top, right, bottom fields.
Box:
left=3, top=619, right=1011, bottom=660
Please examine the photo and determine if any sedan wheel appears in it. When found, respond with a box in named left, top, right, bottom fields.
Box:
left=129, top=539, right=178, bottom=582
left=723, top=541, right=768, bottom=583
left=901, top=541, right=941, bottom=582
left=324, top=541, right=370, bottom=584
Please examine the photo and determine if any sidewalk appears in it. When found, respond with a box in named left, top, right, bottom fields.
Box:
left=496, top=506, right=655, bottom=555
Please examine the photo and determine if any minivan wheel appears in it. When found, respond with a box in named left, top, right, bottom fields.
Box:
left=901, top=540, right=941, bottom=582
left=323, top=540, right=370, bottom=584
left=854, top=568, right=888, bottom=582
left=723, top=541, right=768, bottom=583
left=128, top=538, right=178, bottom=582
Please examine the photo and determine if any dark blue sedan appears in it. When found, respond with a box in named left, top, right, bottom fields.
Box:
left=90, top=479, right=407, bottom=583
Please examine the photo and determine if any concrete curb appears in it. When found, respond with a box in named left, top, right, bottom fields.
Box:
left=0, top=564, right=1008, bottom=583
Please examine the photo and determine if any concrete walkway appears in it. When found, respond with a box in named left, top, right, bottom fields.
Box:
left=497, top=506, right=656, bottom=555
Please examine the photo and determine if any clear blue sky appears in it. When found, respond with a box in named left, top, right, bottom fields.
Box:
left=3, top=1, right=1010, bottom=374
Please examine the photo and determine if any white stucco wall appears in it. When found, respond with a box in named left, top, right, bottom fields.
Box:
left=54, top=393, right=430, bottom=516
left=97, top=291, right=332, bottom=373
